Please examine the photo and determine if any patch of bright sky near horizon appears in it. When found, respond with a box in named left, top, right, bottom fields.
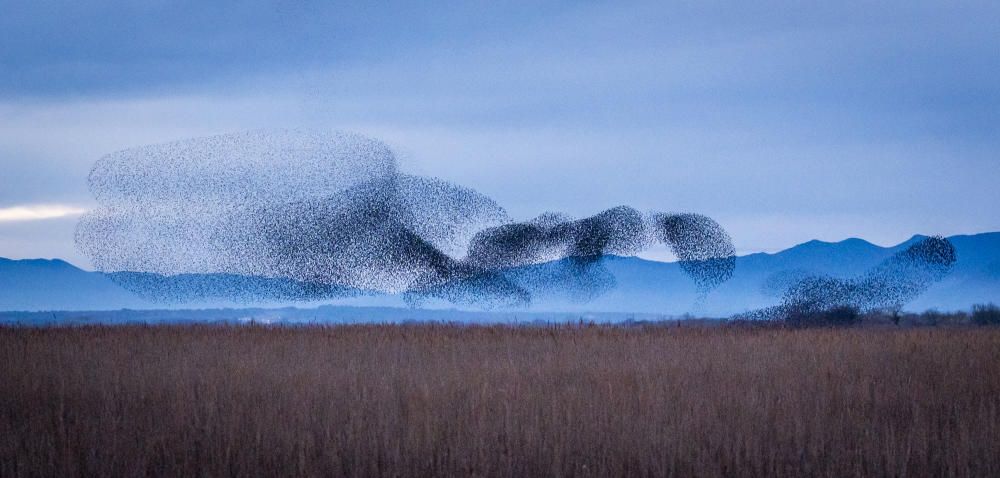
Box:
left=1, top=0, right=998, bottom=267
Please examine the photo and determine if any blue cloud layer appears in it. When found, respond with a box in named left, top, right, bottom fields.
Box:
left=1, top=1, right=998, bottom=263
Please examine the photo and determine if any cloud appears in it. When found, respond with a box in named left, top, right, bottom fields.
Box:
left=0, top=1, right=565, bottom=97
left=0, top=204, right=87, bottom=223
left=1, top=0, right=998, bottom=262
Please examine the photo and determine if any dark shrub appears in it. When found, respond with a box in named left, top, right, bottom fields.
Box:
left=971, top=303, right=1000, bottom=326
left=921, top=309, right=944, bottom=326
left=785, top=305, right=861, bottom=327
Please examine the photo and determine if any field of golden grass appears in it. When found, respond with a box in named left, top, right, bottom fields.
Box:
left=2, top=323, right=999, bottom=477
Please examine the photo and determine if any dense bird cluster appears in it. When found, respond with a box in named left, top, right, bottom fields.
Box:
left=739, top=236, right=957, bottom=321
left=76, top=130, right=737, bottom=307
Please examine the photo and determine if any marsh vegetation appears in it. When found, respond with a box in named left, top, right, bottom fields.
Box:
left=2, top=323, right=999, bottom=477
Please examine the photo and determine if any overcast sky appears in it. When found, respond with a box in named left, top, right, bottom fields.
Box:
left=2, top=0, right=998, bottom=266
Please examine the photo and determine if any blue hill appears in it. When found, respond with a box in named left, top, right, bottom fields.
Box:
left=524, top=232, right=1000, bottom=315
left=1, top=232, right=998, bottom=314
left=0, top=258, right=150, bottom=311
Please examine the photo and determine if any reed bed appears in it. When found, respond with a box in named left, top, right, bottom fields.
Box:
left=2, top=323, right=999, bottom=477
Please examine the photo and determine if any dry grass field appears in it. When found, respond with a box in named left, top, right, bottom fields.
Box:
left=2, top=323, right=1000, bottom=477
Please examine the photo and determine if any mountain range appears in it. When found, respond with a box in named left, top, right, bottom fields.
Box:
left=2, top=232, right=998, bottom=315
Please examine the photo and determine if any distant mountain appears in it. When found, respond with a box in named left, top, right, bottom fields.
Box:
left=1, top=232, right=998, bottom=314
left=0, top=258, right=151, bottom=311
left=533, top=232, right=1000, bottom=316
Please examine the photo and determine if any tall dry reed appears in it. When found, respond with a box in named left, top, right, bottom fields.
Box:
left=2, top=324, right=999, bottom=477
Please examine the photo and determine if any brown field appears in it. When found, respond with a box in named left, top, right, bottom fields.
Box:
left=2, top=324, right=1000, bottom=477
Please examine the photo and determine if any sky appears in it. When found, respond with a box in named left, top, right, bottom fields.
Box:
left=1, top=0, right=999, bottom=266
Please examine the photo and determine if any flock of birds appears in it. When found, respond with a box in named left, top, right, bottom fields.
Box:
left=75, top=130, right=956, bottom=318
